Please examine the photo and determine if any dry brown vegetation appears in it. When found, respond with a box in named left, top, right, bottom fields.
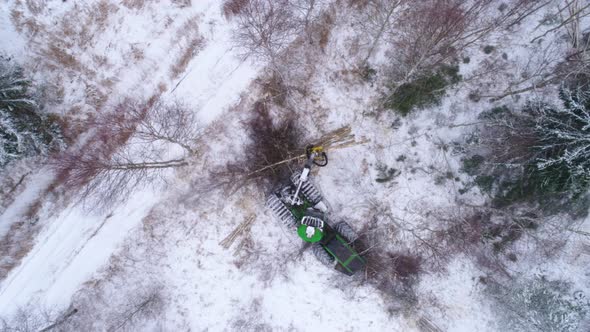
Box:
left=169, top=37, right=204, bottom=79
left=169, top=19, right=205, bottom=79
left=223, top=0, right=250, bottom=19
left=0, top=220, right=39, bottom=280
left=121, top=0, right=154, bottom=10
left=316, top=11, right=334, bottom=52
left=9, top=0, right=120, bottom=118
left=51, top=99, right=201, bottom=210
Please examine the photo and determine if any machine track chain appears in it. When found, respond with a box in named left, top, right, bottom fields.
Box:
left=266, top=193, right=297, bottom=227
left=334, top=221, right=359, bottom=243
left=290, top=171, right=323, bottom=205
left=312, top=243, right=335, bottom=266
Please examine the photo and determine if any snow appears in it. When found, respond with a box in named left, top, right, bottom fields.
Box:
left=0, top=2, right=25, bottom=57
left=0, top=1, right=588, bottom=331
left=0, top=188, right=158, bottom=310
left=0, top=0, right=262, bottom=320
left=0, top=169, right=53, bottom=239
left=419, top=258, right=496, bottom=332
left=167, top=21, right=259, bottom=125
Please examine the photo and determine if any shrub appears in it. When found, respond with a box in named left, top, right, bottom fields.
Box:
left=359, top=64, right=377, bottom=83
left=222, top=0, right=250, bottom=19
left=468, top=90, right=481, bottom=102
left=474, top=175, right=494, bottom=193
left=362, top=247, right=421, bottom=310
left=375, top=163, right=400, bottom=183
left=259, top=73, right=288, bottom=107
left=384, top=65, right=461, bottom=116
left=461, top=154, right=485, bottom=175
left=390, top=253, right=422, bottom=279
left=483, top=45, right=495, bottom=54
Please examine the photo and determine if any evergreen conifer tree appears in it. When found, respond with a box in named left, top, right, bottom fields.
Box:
left=0, top=56, right=62, bottom=167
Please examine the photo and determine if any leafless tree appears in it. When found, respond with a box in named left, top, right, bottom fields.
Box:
left=356, top=0, right=407, bottom=64
left=52, top=100, right=201, bottom=209
left=231, top=0, right=299, bottom=69
left=356, top=0, right=551, bottom=92
left=106, top=287, right=164, bottom=332
left=387, top=0, right=507, bottom=84
left=288, top=0, right=328, bottom=45
left=0, top=305, right=76, bottom=332
left=482, top=0, right=590, bottom=100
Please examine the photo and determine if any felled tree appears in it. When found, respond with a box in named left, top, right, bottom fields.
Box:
left=53, top=100, right=201, bottom=209
left=0, top=57, right=62, bottom=167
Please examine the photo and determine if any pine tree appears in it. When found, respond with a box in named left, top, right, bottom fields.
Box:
left=524, top=85, right=590, bottom=198
left=0, top=56, right=62, bottom=167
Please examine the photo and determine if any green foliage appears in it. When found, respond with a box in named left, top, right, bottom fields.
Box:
left=475, top=175, right=494, bottom=193
left=384, top=65, right=461, bottom=116
left=461, top=155, right=485, bottom=176
left=478, top=105, right=511, bottom=120
left=0, top=57, right=62, bottom=166
left=489, top=276, right=589, bottom=332
left=529, top=88, right=590, bottom=197
left=496, top=89, right=589, bottom=207
left=464, top=85, right=590, bottom=215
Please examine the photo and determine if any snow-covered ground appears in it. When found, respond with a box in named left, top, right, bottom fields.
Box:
left=1, top=1, right=589, bottom=331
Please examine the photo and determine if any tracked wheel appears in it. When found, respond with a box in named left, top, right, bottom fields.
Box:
left=266, top=194, right=297, bottom=227
left=334, top=221, right=359, bottom=243
left=312, top=243, right=334, bottom=266
left=290, top=171, right=323, bottom=205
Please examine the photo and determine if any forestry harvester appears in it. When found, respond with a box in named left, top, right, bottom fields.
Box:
left=266, top=146, right=366, bottom=276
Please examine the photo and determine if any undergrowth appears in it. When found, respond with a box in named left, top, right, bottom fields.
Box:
left=384, top=64, right=461, bottom=116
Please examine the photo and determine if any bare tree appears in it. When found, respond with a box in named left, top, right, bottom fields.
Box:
left=531, top=0, right=590, bottom=45
left=52, top=100, right=201, bottom=209
left=0, top=305, right=72, bottom=332
left=288, top=0, right=328, bottom=45
left=484, top=0, right=590, bottom=100
left=356, top=0, right=407, bottom=64
left=359, top=0, right=551, bottom=91
left=106, top=287, right=164, bottom=332
left=388, top=0, right=503, bottom=84
left=232, top=0, right=299, bottom=69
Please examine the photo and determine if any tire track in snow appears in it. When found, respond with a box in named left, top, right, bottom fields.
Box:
left=0, top=0, right=260, bottom=315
